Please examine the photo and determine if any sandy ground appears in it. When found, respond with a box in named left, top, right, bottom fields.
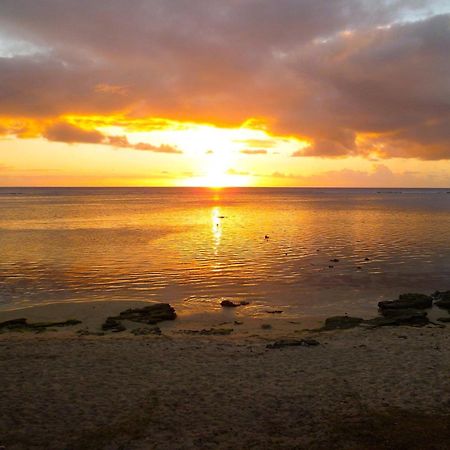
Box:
left=1, top=302, right=450, bottom=449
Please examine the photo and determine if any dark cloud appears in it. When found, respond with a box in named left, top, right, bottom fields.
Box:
left=42, top=121, right=182, bottom=153
left=44, top=122, right=104, bottom=143
left=0, top=1, right=449, bottom=158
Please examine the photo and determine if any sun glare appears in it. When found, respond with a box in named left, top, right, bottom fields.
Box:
left=63, top=115, right=306, bottom=187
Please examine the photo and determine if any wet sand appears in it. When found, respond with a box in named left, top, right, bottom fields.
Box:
left=1, top=301, right=450, bottom=449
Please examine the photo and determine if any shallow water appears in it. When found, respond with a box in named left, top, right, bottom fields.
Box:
left=1, top=187, right=450, bottom=318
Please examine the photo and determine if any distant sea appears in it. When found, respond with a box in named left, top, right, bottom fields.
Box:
left=1, top=187, right=450, bottom=318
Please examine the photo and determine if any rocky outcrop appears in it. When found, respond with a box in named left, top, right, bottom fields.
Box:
left=267, top=339, right=320, bottom=349
left=364, top=310, right=429, bottom=327
left=378, top=293, right=432, bottom=310
left=0, top=318, right=81, bottom=332
left=101, top=318, right=125, bottom=332
left=322, top=316, right=364, bottom=330
left=109, top=303, right=176, bottom=324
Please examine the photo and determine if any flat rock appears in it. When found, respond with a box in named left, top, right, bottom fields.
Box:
left=322, top=316, right=364, bottom=330
left=0, top=318, right=81, bottom=331
left=101, top=318, right=126, bottom=332
left=110, top=303, right=176, bottom=324
left=378, top=293, right=432, bottom=310
left=364, top=311, right=429, bottom=327
left=267, top=339, right=320, bottom=349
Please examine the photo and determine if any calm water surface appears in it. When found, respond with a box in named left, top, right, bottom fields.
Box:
left=1, top=187, right=450, bottom=318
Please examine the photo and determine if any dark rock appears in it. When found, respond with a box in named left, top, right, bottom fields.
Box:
left=330, top=258, right=340, bottom=262
left=234, top=321, right=243, bottom=325
left=266, top=310, right=283, bottom=314
left=177, top=328, right=233, bottom=335
left=0, top=318, right=27, bottom=329
left=111, top=303, right=176, bottom=324
left=434, top=291, right=450, bottom=309
left=220, top=300, right=248, bottom=308
left=0, top=318, right=81, bottom=331
left=378, top=293, right=432, bottom=310
left=364, top=311, right=429, bottom=327
left=102, top=318, right=126, bottom=332
left=31, top=319, right=82, bottom=328
left=328, top=265, right=334, bottom=268
left=322, top=316, right=364, bottom=330
left=267, top=339, right=320, bottom=349
left=261, top=324, right=272, bottom=330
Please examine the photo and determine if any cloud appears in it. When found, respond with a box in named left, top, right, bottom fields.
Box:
left=106, top=134, right=182, bottom=154
left=240, top=149, right=268, bottom=155
left=44, top=122, right=104, bottom=143
left=42, top=121, right=182, bottom=153
left=0, top=1, right=449, bottom=158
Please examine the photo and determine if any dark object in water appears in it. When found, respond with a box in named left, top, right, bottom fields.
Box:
left=330, top=258, right=340, bottom=262
left=364, top=257, right=370, bottom=261
left=264, top=234, right=269, bottom=239
left=261, top=323, right=272, bottom=329
left=110, top=303, right=177, bottom=324
left=378, top=293, right=432, bottom=310
left=267, top=339, right=320, bottom=349
left=220, top=300, right=249, bottom=308
left=328, top=265, right=334, bottom=268
left=266, top=310, right=283, bottom=314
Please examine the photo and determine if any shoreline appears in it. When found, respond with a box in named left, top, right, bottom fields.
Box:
left=1, top=298, right=449, bottom=449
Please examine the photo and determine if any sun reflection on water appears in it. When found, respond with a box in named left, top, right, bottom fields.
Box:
left=211, top=206, right=222, bottom=255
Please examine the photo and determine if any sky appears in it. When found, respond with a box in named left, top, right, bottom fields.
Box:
left=0, top=0, right=449, bottom=187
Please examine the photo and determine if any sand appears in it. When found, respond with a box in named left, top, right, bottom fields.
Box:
left=1, top=302, right=450, bottom=449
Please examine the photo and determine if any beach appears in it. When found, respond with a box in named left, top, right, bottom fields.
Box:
left=1, top=301, right=450, bottom=450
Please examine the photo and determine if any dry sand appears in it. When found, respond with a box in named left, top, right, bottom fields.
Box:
left=1, top=301, right=450, bottom=450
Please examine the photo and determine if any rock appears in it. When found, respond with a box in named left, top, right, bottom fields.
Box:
left=0, top=318, right=27, bottom=329
left=330, top=258, right=340, bottom=262
left=31, top=319, right=82, bottom=328
left=437, top=317, right=450, bottom=323
left=234, top=321, right=243, bottom=325
left=266, top=310, right=283, bottom=314
left=177, top=328, right=233, bottom=335
left=378, top=293, right=432, bottom=310
left=111, top=303, right=176, bottom=324
left=101, top=318, right=126, bottom=332
left=364, top=311, right=429, bottom=327
left=261, top=324, right=272, bottom=330
left=267, top=339, right=320, bottom=349
left=131, top=327, right=161, bottom=336
left=220, top=300, right=249, bottom=308
left=0, top=318, right=81, bottom=331
left=434, top=291, right=450, bottom=309
left=322, top=316, right=364, bottom=330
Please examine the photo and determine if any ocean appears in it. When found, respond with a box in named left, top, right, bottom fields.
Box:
left=1, top=187, right=450, bottom=318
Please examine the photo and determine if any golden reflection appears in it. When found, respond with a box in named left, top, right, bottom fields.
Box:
left=211, top=206, right=222, bottom=255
